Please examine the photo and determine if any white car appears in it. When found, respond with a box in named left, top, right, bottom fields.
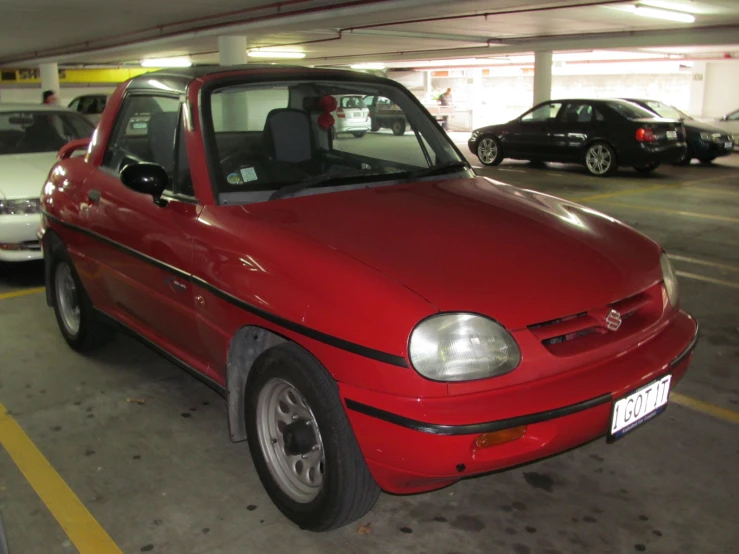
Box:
left=0, top=104, right=94, bottom=262
left=333, top=95, right=371, bottom=137
left=711, top=108, right=739, bottom=146
left=68, top=94, right=109, bottom=125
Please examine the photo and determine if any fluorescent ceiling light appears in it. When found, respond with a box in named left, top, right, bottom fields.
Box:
left=141, top=57, right=192, bottom=67
left=350, top=63, right=386, bottom=70
left=630, top=5, right=695, bottom=23
left=248, top=50, right=305, bottom=59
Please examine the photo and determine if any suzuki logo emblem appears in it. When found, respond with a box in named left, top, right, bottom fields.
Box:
left=605, top=309, right=622, bottom=331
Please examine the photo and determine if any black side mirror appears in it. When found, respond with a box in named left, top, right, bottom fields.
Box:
left=120, top=163, right=169, bottom=207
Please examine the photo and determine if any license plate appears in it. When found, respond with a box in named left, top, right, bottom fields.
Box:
left=725, top=142, right=733, bottom=149
left=666, top=130, right=677, bottom=140
left=609, top=375, right=671, bottom=440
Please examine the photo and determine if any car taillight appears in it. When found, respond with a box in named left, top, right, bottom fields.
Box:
left=635, top=127, right=656, bottom=142
left=336, top=107, right=346, bottom=118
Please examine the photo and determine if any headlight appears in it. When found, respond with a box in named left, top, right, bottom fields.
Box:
left=660, top=253, right=679, bottom=308
left=0, top=198, right=41, bottom=215
left=409, top=313, right=521, bottom=382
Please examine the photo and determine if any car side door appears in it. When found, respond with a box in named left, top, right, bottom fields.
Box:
left=85, top=93, right=207, bottom=366
left=505, top=102, right=563, bottom=157
left=548, top=102, right=600, bottom=160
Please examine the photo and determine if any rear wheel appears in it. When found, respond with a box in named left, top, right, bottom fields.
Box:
left=476, top=136, right=503, bottom=166
left=698, top=156, right=716, bottom=165
left=50, top=249, right=112, bottom=351
left=245, top=343, right=380, bottom=531
left=584, top=142, right=617, bottom=176
left=370, top=118, right=380, bottom=132
left=391, top=120, right=406, bottom=136
left=352, top=131, right=367, bottom=138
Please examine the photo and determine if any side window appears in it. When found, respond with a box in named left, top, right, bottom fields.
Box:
left=362, top=96, right=375, bottom=107
left=594, top=108, right=605, bottom=122
left=727, top=110, right=739, bottom=121
left=521, top=102, right=563, bottom=122
left=68, top=98, right=80, bottom=112
left=102, top=95, right=180, bottom=188
left=561, top=103, right=593, bottom=123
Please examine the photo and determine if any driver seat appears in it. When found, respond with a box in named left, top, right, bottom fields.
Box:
left=262, top=109, right=323, bottom=179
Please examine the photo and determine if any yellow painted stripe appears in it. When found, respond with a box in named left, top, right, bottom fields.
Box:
left=671, top=393, right=739, bottom=424
left=0, top=402, right=123, bottom=554
left=676, top=271, right=739, bottom=290
left=0, top=287, right=45, bottom=301
left=575, top=183, right=674, bottom=203
left=669, top=254, right=739, bottom=273
left=589, top=200, right=739, bottom=223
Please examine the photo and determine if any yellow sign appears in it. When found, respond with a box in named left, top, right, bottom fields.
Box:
left=0, top=67, right=154, bottom=85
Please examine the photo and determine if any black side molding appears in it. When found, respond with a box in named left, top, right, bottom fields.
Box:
left=345, top=393, right=613, bottom=436
left=669, top=320, right=699, bottom=369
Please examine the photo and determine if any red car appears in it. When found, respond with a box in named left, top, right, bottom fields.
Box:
left=40, top=66, right=699, bottom=532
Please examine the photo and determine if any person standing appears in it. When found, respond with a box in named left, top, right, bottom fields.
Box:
left=42, top=90, right=58, bottom=104
left=439, top=88, right=453, bottom=130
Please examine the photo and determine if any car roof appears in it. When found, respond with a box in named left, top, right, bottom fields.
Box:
left=0, top=103, right=78, bottom=112
left=127, top=64, right=395, bottom=94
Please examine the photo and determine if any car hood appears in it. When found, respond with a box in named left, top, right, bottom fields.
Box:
left=0, top=152, right=58, bottom=199
left=684, top=119, right=730, bottom=134
left=244, top=177, right=663, bottom=329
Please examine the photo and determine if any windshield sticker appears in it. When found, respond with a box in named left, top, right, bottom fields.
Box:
left=239, top=166, right=258, bottom=182
left=226, top=172, right=244, bottom=185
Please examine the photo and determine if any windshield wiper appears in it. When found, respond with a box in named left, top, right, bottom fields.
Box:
left=405, top=161, right=471, bottom=181
left=269, top=173, right=338, bottom=201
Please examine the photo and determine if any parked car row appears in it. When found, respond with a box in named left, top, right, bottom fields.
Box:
left=468, top=98, right=734, bottom=176
left=0, top=66, right=699, bottom=532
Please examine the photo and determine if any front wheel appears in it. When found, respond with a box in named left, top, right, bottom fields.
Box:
left=477, top=136, right=503, bottom=166
left=698, top=156, right=716, bottom=165
left=245, top=343, right=380, bottom=531
left=584, top=142, right=618, bottom=176
left=352, top=131, right=367, bottom=138
left=391, top=120, right=406, bottom=136
left=50, top=249, right=112, bottom=351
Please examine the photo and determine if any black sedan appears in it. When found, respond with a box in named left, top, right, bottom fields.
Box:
left=623, top=98, right=734, bottom=165
left=469, top=99, right=686, bottom=176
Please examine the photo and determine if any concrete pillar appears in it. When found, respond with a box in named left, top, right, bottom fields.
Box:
left=688, top=61, right=707, bottom=117
left=39, top=62, right=60, bottom=103
left=469, top=68, right=483, bottom=130
left=218, top=36, right=247, bottom=66
left=533, top=51, right=553, bottom=105
left=218, top=36, right=248, bottom=131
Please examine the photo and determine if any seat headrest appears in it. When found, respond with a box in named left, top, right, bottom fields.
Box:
left=263, top=108, right=313, bottom=164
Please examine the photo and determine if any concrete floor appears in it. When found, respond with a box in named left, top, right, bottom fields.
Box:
left=1, top=148, right=738, bottom=554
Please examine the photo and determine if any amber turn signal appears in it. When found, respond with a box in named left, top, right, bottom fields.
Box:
left=475, top=426, right=527, bottom=449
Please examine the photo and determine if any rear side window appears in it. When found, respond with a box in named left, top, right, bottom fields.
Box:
left=606, top=101, right=657, bottom=120
left=0, top=111, right=93, bottom=155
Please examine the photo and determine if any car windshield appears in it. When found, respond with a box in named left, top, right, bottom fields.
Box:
left=0, top=111, right=94, bottom=155
left=642, top=100, right=689, bottom=121
left=605, top=101, right=659, bottom=120
left=204, top=79, right=464, bottom=204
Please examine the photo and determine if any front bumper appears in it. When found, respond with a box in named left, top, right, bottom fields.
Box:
left=342, top=310, right=698, bottom=494
left=0, top=214, right=43, bottom=262
left=692, top=138, right=734, bottom=159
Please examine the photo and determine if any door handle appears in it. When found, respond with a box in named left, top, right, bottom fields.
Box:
left=88, top=189, right=101, bottom=203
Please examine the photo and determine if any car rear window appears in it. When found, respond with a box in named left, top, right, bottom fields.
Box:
left=606, top=101, right=658, bottom=120
left=0, top=111, right=94, bottom=155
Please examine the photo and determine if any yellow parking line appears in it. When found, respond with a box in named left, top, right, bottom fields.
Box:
left=669, top=254, right=739, bottom=273
left=589, top=200, right=739, bottom=223
left=676, top=271, right=739, bottom=290
left=0, top=402, right=123, bottom=554
left=575, top=184, right=674, bottom=203
left=0, top=287, right=45, bottom=301
left=671, top=393, right=739, bottom=425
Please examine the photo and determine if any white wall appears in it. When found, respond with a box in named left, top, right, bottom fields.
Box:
left=0, top=86, right=116, bottom=107
left=700, top=61, right=739, bottom=119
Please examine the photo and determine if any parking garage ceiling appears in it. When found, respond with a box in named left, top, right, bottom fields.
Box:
left=2, top=0, right=739, bottom=67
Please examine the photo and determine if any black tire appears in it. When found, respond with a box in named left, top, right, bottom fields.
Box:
left=634, top=163, right=659, bottom=174
left=698, top=156, right=716, bottom=165
left=245, top=343, right=380, bottom=531
left=391, top=120, right=406, bottom=136
left=675, top=144, right=694, bottom=166
left=352, top=131, right=367, bottom=138
left=50, top=248, right=112, bottom=352
left=584, top=141, right=618, bottom=177
left=476, top=135, right=503, bottom=166
left=370, top=118, right=380, bottom=132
